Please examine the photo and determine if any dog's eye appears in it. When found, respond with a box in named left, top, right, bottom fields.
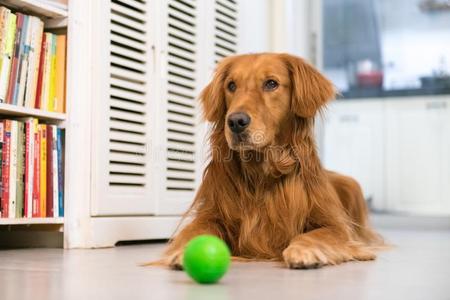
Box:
left=227, top=81, right=237, bottom=92
left=263, top=79, right=279, bottom=91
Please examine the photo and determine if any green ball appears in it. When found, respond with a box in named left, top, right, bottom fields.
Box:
left=183, top=235, right=231, bottom=284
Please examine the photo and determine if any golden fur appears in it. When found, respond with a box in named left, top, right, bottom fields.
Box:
left=159, top=53, right=382, bottom=269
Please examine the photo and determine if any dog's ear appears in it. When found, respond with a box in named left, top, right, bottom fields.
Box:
left=282, top=54, right=336, bottom=118
left=200, top=58, right=232, bottom=122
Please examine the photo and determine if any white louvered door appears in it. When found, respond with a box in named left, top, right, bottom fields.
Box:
left=214, top=0, right=238, bottom=63
left=91, top=0, right=239, bottom=217
left=155, top=0, right=204, bottom=214
left=91, top=0, right=154, bottom=215
left=156, top=0, right=239, bottom=214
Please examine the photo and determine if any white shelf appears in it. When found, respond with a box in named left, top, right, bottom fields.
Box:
left=44, top=15, right=67, bottom=28
left=0, top=103, right=66, bottom=121
left=0, top=217, right=64, bottom=225
left=0, top=0, right=68, bottom=18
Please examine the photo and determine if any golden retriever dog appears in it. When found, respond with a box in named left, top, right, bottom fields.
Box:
left=161, top=53, right=382, bottom=269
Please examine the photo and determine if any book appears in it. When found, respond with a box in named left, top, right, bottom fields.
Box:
left=23, top=119, right=28, bottom=217
left=5, top=13, right=23, bottom=104
left=0, top=10, right=66, bottom=113
left=51, top=125, right=58, bottom=217
left=0, top=12, right=16, bottom=102
left=40, top=32, right=52, bottom=110
left=8, top=120, right=18, bottom=218
left=34, top=33, right=46, bottom=109
left=57, top=128, right=63, bottom=216
left=32, top=120, right=40, bottom=217
left=46, top=124, right=53, bottom=217
left=16, top=121, right=25, bottom=217
left=11, top=15, right=29, bottom=105
left=0, top=121, right=3, bottom=216
left=0, top=117, right=63, bottom=218
left=1, top=120, right=11, bottom=217
left=30, top=20, right=44, bottom=108
left=48, top=34, right=56, bottom=111
left=55, top=34, right=66, bottom=113
left=16, top=15, right=31, bottom=106
left=0, top=7, right=9, bottom=77
left=24, top=17, right=44, bottom=108
left=39, top=124, right=47, bottom=217
left=24, top=119, right=36, bottom=217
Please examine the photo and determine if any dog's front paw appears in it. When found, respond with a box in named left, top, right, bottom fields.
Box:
left=282, top=244, right=328, bottom=269
left=167, top=250, right=184, bottom=270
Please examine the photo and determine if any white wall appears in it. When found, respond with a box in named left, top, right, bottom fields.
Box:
left=237, top=0, right=313, bottom=60
left=237, top=0, right=271, bottom=53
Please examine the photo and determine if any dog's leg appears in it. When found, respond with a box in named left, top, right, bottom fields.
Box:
left=282, top=227, right=376, bottom=269
left=163, top=218, right=223, bottom=270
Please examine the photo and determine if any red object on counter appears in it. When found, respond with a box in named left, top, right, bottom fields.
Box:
left=357, top=71, right=383, bottom=88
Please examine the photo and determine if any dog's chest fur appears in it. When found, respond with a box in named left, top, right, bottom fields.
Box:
left=222, top=171, right=312, bottom=259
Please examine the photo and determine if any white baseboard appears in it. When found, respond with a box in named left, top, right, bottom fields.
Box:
left=370, top=213, right=450, bottom=230
left=68, top=216, right=181, bottom=248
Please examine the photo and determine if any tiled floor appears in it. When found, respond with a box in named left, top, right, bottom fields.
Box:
left=1, top=229, right=449, bottom=300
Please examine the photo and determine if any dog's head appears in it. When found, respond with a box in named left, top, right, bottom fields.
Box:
left=200, top=53, right=335, bottom=151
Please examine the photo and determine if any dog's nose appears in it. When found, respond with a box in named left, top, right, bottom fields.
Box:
left=227, top=112, right=251, bottom=134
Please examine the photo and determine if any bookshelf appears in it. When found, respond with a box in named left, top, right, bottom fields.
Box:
left=0, top=0, right=67, bottom=18
left=1, top=0, right=237, bottom=248
left=0, top=103, right=66, bottom=121
left=0, top=217, right=63, bottom=224
left=0, top=0, right=67, bottom=232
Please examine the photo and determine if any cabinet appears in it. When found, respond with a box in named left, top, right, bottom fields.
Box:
left=322, top=96, right=450, bottom=215
left=323, top=100, right=385, bottom=210
left=64, top=0, right=240, bottom=248
left=0, top=1, right=67, bottom=230
left=385, top=97, right=450, bottom=215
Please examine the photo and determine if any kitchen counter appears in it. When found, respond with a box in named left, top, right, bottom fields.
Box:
left=340, top=87, right=450, bottom=99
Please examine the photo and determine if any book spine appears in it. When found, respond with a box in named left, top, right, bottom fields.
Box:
left=39, top=124, right=46, bottom=217
left=12, top=15, right=29, bottom=105
left=0, top=8, right=7, bottom=56
left=46, top=124, right=53, bottom=217
left=1, top=120, right=10, bottom=217
left=0, top=121, right=3, bottom=217
left=23, top=17, right=37, bottom=107
left=57, top=128, right=63, bottom=217
left=32, top=120, right=39, bottom=217
left=41, top=33, right=52, bottom=111
left=48, top=34, right=56, bottom=111
left=0, top=12, right=16, bottom=103
left=55, top=34, right=66, bottom=113
left=6, top=13, right=23, bottom=103
left=8, top=120, right=17, bottom=218
left=24, top=120, right=30, bottom=217
left=27, top=20, right=43, bottom=108
left=25, top=119, right=35, bottom=217
left=16, top=15, right=30, bottom=106
left=52, top=125, right=58, bottom=217
left=34, top=33, right=46, bottom=109
left=0, top=8, right=10, bottom=86
left=15, top=122, right=24, bottom=217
